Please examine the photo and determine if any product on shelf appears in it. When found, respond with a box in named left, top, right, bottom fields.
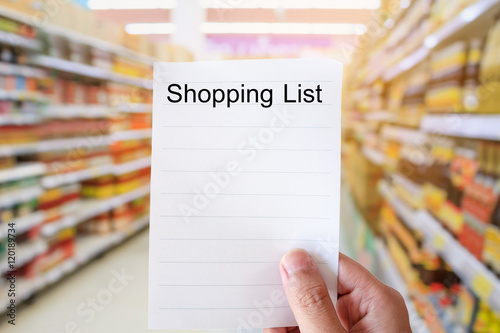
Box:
left=81, top=168, right=150, bottom=199
left=345, top=141, right=383, bottom=230
left=0, top=14, right=36, bottom=39
left=78, top=195, right=149, bottom=234
left=111, top=140, right=151, bottom=164
left=426, top=41, right=468, bottom=112
left=40, top=147, right=112, bottom=176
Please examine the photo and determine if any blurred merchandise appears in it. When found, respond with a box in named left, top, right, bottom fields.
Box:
left=0, top=0, right=192, bottom=315
left=344, top=0, right=500, bottom=332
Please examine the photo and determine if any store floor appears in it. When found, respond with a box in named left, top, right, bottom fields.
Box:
left=6, top=230, right=260, bottom=333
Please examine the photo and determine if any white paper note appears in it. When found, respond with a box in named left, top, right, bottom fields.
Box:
left=148, top=59, right=342, bottom=330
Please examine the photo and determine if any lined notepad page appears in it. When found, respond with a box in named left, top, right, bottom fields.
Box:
left=148, top=59, right=342, bottom=330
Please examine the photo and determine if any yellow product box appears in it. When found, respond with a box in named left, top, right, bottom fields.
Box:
left=476, top=82, right=500, bottom=113
left=438, top=201, right=464, bottom=235
left=82, top=184, right=115, bottom=199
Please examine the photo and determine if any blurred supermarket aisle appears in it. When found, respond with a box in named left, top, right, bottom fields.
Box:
left=4, top=230, right=152, bottom=333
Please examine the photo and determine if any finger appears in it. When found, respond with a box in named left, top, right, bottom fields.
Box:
left=280, top=249, right=345, bottom=333
left=337, top=253, right=380, bottom=296
left=263, top=328, right=287, bottom=333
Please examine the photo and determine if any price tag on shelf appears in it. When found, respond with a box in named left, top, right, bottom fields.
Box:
left=471, top=273, right=493, bottom=301
left=433, top=234, right=446, bottom=251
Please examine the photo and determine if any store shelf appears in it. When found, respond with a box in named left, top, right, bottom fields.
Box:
left=11, top=215, right=149, bottom=305
left=379, top=180, right=500, bottom=313
left=0, top=113, right=43, bottom=125
left=420, top=114, right=500, bottom=141
left=115, top=103, right=152, bottom=113
left=46, top=105, right=111, bottom=119
left=378, top=180, right=423, bottom=232
left=383, top=0, right=500, bottom=81
left=42, top=23, right=156, bottom=66
left=362, top=146, right=386, bottom=166
left=113, top=157, right=151, bottom=176
left=0, top=62, right=45, bottom=78
left=41, top=185, right=151, bottom=237
left=112, top=129, right=152, bottom=141
left=0, top=29, right=41, bottom=51
left=111, top=72, right=153, bottom=90
left=0, top=240, right=47, bottom=274
left=0, top=163, right=46, bottom=183
left=0, top=211, right=46, bottom=239
left=41, top=164, right=113, bottom=189
left=30, top=54, right=109, bottom=80
left=381, top=125, right=427, bottom=146
left=0, top=185, right=43, bottom=209
left=0, top=135, right=112, bottom=157
left=0, top=4, right=155, bottom=66
left=75, top=214, right=150, bottom=264
left=374, top=239, right=430, bottom=333
left=0, top=89, right=48, bottom=103
left=417, top=210, right=500, bottom=313
left=30, top=55, right=153, bottom=89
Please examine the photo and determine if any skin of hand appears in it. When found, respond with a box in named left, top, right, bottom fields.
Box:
left=264, top=249, right=412, bottom=333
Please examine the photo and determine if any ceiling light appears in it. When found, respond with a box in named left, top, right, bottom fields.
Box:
left=200, top=0, right=380, bottom=9
left=125, top=23, right=177, bottom=34
left=88, top=0, right=177, bottom=10
left=200, top=23, right=367, bottom=35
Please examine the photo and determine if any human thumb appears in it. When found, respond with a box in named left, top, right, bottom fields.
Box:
left=280, top=249, right=346, bottom=333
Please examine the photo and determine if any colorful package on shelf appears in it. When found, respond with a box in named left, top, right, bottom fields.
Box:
left=108, top=82, right=152, bottom=107
left=81, top=168, right=150, bottom=199
left=0, top=14, right=37, bottom=38
left=37, top=119, right=110, bottom=139
left=40, top=147, right=112, bottom=176
left=345, top=142, right=383, bottom=229
left=44, top=77, right=108, bottom=106
left=112, top=56, right=147, bottom=78
left=477, top=20, right=500, bottom=113
left=39, top=184, right=82, bottom=223
left=483, top=225, right=500, bottom=277
left=25, top=228, right=75, bottom=278
left=0, top=176, right=38, bottom=196
left=426, top=41, right=468, bottom=112
left=0, top=156, right=15, bottom=169
left=111, top=140, right=151, bottom=164
left=78, top=195, right=149, bottom=234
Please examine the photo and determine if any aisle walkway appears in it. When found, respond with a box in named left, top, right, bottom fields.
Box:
left=5, top=230, right=257, bottom=333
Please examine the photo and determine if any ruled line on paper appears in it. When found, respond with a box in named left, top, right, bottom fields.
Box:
left=158, top=238, right=332, bottom=242
left=159, top=306, right=292, bottom=310
left=159, top=215, right=331, bottom=220
left=160, top=193, right=331, bottom=197
left=158, top=261, right=330, bottom=265
left=161, top=126, right=333, bottom=129
left=158, top=284, right=283, bottom=287
left=160, top=170, right=332, bottom=175
left=161, top=148, right=332, bottom=152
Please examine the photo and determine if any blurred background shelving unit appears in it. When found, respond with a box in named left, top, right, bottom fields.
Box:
left=0, top=0, right=193, bottom=314
left=343, top=0, right=500, bottom=331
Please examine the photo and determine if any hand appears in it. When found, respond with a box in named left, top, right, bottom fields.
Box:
left=264, top=249, right=412, bottom=333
